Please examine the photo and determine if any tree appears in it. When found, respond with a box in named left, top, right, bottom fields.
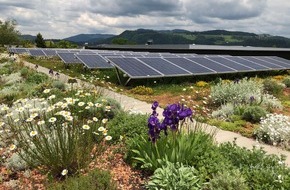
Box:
left=0, top=19, right=20, bottom=46
left=35, top=33, right=46, bottom=48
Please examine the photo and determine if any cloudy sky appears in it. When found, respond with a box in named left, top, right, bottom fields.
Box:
left=0, top=0, right=290, bottom=39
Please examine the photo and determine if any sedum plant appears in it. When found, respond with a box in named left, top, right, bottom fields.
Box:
left=146, top=160, right=201, bottom=190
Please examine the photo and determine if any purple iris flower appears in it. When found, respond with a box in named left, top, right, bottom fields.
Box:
left=147, top=101, right=193, bottom=143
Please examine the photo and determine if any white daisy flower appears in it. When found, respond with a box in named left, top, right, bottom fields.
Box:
left=78, top=102, right=85, bottom=107
left=105, top=136, right=112, bottom=141
left=93, top=117, right=98, bottom=122
left=30, top=131, right=38, bottom=137
left=82, top=125, right=90, bottom=130
left=61, top=169, right=68, bottom=176
left=43, top=89, right=51, bottom=94
left=49, top=117, right=57, bottom=123
left=9, top=144, right=16, bottom=151
left=102, top=118, right=108, bottom=124
left=98, top=126, right=105, bottom=131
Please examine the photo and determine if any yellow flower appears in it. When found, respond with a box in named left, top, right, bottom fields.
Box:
left=82, top=125, right=90, bottom=130
left=30, top=131, right=38, bottom=137
left=61, top=169, right=68, bottom=176
left=105, top=136, right=112, bottom=141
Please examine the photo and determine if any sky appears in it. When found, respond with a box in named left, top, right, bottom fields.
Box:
left=0, top=0, right=290, bottom=39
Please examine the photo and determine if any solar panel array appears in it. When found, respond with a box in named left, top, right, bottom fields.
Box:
left=8, top=47, right=290, bottom=83
left=108, top=56, right=290, bottom=80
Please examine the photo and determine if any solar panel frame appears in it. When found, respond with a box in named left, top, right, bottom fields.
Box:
left=108, top=57, right=163, bottom=79
left=76, top=54, right=114, bottom=69
left=137, top=57, right=192, bottom=77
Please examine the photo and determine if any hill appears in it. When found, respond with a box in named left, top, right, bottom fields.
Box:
left=64, top=34, right=115, bottom=44
left=93, top=29, right=290, bottom=48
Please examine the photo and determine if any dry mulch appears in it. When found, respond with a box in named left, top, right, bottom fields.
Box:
left=0, top=144, right=146, bottom=190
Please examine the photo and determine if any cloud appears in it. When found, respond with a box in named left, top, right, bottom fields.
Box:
left=87, top=0, right=182, bottom=17
left=183, top=0, right=267, bottom=23
left=0, top=0, right=290, bottom=39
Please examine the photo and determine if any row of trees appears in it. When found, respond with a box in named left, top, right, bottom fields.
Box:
left=0, top=19, right=78, bottom=48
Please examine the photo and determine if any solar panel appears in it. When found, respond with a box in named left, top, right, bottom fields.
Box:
left=14, top=48, right=28, bottom=54
left=28, top=49, right=46, bottom=56
left=242, top=56, right=284, bottom=70
left=43, top=49, right=57, bottom=57
left=108, top=57, right=163, bottom=78
left=187, top=57, right=236, bottom=73
left=138, top=58, right=192, bottom=76
left=267, top=56, right=290, bottom=66
left=257, top=56, right=290, bottom=69
left=69, top=50, right=80, bottom=53
left=208, top=57, right=255, bottom=72
left=226, top=57, right=269, bottom=71
left=76, top=54, right=114, bottom=69
left=57, top=53, right=81, bottom=64
left=164, top=58, right=216, bottom=75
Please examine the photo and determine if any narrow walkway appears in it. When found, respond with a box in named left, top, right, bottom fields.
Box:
left=23, top=60, right=290, bottom=166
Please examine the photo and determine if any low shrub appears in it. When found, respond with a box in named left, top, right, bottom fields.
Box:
left=96, top=97, right=122, bottom=119
left=20, top=67, right=29, bottom=78
left=26, top=72, right=49, bottom=84
left=208, top=169, right=249, bottom=190
left=283, top=77, right=290, bottom=87
left=195, top=81, right=208, bottom=87
left=211, top=77, right=263, bottom=105
left=255, top=114, right=290, bottom=148
left=130, top=85, right=153, bottom=95
left=52, top=80, right=66, bottom=91
left=242, top=106, right=267, bottom=123
left=219, top=141, right=290, bottom=189
left=263, top=79, right=284, bottom=96
left=107, top=111, right=147, bottom=144
left=146, top=161, right=201, bottom=190
left=48, top=168, right=117, bottom=190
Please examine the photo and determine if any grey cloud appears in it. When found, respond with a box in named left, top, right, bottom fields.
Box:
left=87, top=0, right=182, bottom=16
left=185, top=0, right=267, bottom=22
left=0, top=1, right=35, bottom=10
